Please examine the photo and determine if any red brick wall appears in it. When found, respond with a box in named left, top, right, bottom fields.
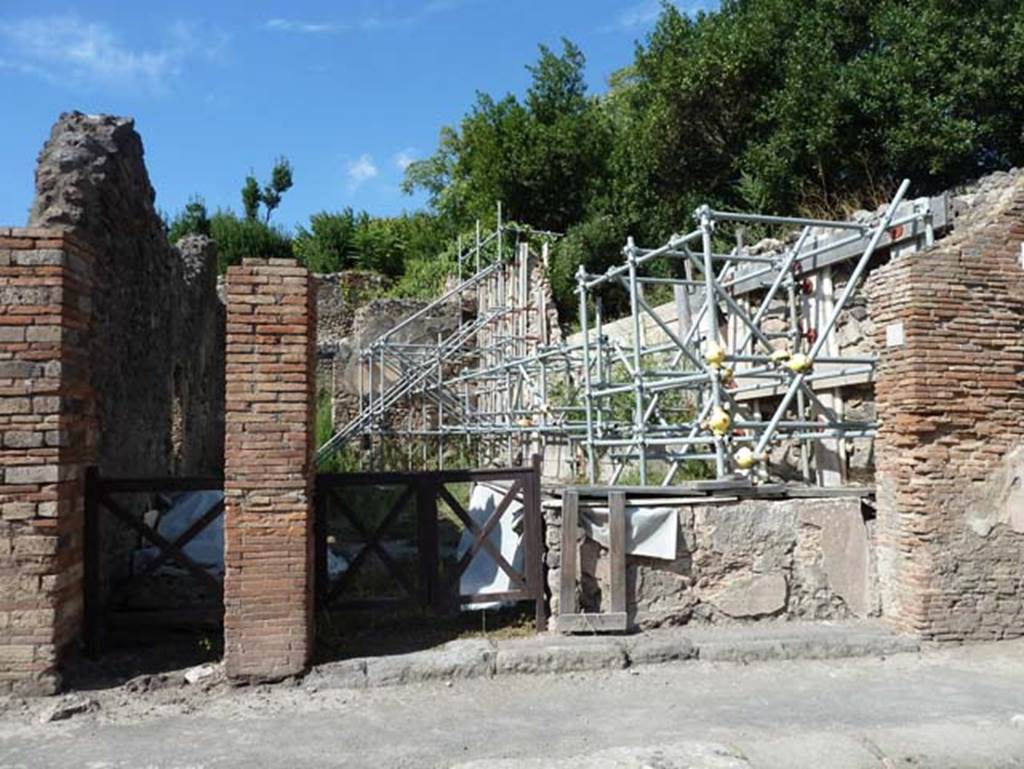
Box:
left=223, top=258, right=316, bottom=681
left=0, top=228, right=96, bottom=694
left=867, top=186, right=1024, bottom=640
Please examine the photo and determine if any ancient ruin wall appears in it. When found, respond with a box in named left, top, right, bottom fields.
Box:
left=28, top=112, right=224, bottom=477
left=545, top=496, right=874, bottom=626
left=224, top=259, right=316, bottom=681
left=1, top=113, right=225, bottom=691
left=0, top=229, right=97, bottom=694
left=867, top=177, right=1024, bottom=640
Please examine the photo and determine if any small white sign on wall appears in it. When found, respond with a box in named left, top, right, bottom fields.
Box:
left=886, top=321, right=905, bottom=348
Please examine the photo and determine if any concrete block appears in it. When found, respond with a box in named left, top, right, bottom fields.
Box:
left=625, top=634, right=697, bottom=666
left=495, top=636, right=627, bottom=675
left=365, top=639, right=495, bottom=687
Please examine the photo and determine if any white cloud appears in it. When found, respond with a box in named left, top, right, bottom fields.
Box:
left=394, top=148, right=417, bottom=172
left=264, top=15, right=397, bottom=34
left=346, top=154, right=379, bottom=190
left=263, top=2, right=469, bottom=36
left=0, top=14, right=210, bottom=90
left=606, top=1, right=714, bottom=31
left=263, top=18, right=343, bottom=34
left=615, top=0, right=663, bottom=29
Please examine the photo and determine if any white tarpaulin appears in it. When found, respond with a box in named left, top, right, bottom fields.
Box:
left=580, top=506, right=678, bottom=561
left=133, top=491, right=349, bottom=579
left=457, top=483, right=524, bottom=609
left=133, top=491, right=225, bottom=576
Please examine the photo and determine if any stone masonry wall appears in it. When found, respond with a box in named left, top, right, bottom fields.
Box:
left=867, top=178, right=1024, bottom=640
left=223, top=258, right=316, bottom=681
left=546, top=496, right=874, bottom=627
left=29, top=112, right=224, bottom=478
left=0, top=229, right=96, bottom=694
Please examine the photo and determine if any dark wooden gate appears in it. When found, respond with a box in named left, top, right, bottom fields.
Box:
left=83, top=467, right=225, bottom=655
left=315, top=457, right=546, bottom=630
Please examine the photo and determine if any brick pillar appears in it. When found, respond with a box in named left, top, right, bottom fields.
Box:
left=867, top=186, right=1024, bottom=640
left=223, top=258, right=316, bottom=681
left=0, top=228, right=95, bottom=694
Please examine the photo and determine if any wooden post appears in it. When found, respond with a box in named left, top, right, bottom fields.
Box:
left=555, top=488, right=629, bottom=634
left=417, top=477, right=441, bottom=612
left=559, top=488, right=579, bottom=616
left=525, top=454, right=547, bottom=630
left=608, top=491, right=627, bottom=615
left=313, top=476, right=327, bottom=612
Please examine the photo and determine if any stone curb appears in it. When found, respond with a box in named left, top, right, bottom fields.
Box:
left=306, top=627, right=921, bottom=692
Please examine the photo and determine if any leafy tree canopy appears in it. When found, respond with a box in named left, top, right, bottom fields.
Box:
left=170, top=1, right=1024, bottom=318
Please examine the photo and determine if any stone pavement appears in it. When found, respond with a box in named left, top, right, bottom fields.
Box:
left=306, top=620, right=921, bottom=689
left=2, top=633, right=1024, bottom=768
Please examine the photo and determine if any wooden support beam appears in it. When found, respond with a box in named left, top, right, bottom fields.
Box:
left=608, top=491, right=627, bottom=615
left=559, top=488, right=579, bottom=616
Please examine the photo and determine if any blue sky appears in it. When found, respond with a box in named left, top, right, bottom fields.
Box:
left=0, top=0, right=715, bottom=232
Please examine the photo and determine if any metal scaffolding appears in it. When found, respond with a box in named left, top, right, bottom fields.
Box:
left=317, top=182, right=948, bottom=486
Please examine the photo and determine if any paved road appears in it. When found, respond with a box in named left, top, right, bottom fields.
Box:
left=2, top=640, right=1024, bottom=768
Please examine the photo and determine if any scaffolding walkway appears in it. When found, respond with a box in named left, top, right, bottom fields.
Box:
left=318, top=185, right=949, bottom=487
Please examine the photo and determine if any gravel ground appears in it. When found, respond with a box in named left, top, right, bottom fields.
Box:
left=1, top=629, right=1023, bottom=767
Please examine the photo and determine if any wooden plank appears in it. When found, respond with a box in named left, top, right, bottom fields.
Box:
left=543, top=496, right=739, bottom=509
left=607, top=491, right=627, bottom=615
left=813, top=266, right=846, bottom=487
left=442, top=480, right=527, bottom=588
left=313, top=476, right=328, bottom=610
left=555, top=612, right=629, bottom=633
left=324, top=484, right=416, bottom=604
left=96, top=476, right=223, bottom=493
left=784, top=486, right=875, bottom=498
left=559, top=488, right=579, bottom=616
left=416, top=477, right=440, bottom=611
left=106, top=607, right=223, bottom=630
left=326, top=597, right=416, bottom=611
left=731, top=369, right=874, bottom=401
left=674, top=283, right=692, bottom=343
left=128, top=499, right=224, bottom=581
left=98, top=493, right=221, bottom=595
left=460, top=590, right=530, bottom=604
left=526, top=454, right=548, bottom=631
left=316, top=466, right=534, bottom=487
left=568, top=484, right=711, bottom=497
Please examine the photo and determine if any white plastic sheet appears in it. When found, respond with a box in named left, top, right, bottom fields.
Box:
left=133, top=491, right=348, bottom=579
left=580, top=506, right=678, bottom=561
left=457, top=483, right=524, bottom=609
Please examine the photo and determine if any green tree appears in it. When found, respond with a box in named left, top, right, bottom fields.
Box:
left=209, top=212, right=292, bottom=273
left=241, top=176, right=261, bottom=221
left=261, top=157, right=294, bottom=222
left=242, top=157, right=294, bottom=222
left=409, top=0, right=1024, bottom=318
left=167, top=196, right=211, bottom=242
left=404, top=38, right=612, bottom=233
left=294, top=209, right=359, bottom=273
left=294, top=209, right=450, bottom=277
